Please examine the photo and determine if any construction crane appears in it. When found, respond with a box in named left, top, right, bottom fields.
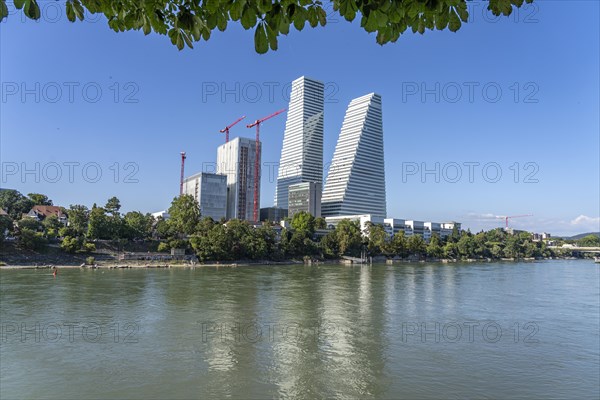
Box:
left=179, top=151, right=186, bottom=196
left=504, top=214, right=533, bottom=229
left=219, top=115, right=246, bottom=143
left=246, top=108, right=286, bottom=222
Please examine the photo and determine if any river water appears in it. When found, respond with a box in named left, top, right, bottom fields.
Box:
left=1, top=260, right=598, bottom=399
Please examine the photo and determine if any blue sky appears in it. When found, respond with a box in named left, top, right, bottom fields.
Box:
left=1, top=1, right=598, bottom=236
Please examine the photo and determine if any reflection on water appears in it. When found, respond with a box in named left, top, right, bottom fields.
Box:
left=1, top=260, right=599, bottom=399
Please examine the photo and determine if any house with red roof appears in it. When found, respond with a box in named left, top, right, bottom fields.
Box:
left=24, top=205, right=68, bottom=225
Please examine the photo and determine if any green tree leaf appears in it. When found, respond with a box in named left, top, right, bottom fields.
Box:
left=307, top=6, right=318, bottom=27
left=448, top=9, right=461, bottom=32
left=317, top=7, right=326, bottom=26
left=293, top=7, right=306, bottom=30
left=455, top=3, right=468, bottom=22
left=72, top=0, right=84, bottom=21
left=338, top=0, right=357, bottom=21
left=241, top=4, right=257, bottom=29
left=490, top=0, right=514, bottom=16
left=254, top=21, right=268, bottom=53
left=230, top=0, right=244, bottom=20
left=0, top=1, right=8, bottom=21
left=24, top=0, right=40, bottom=19
left=182, top=31, right=194, bottom=48
left=266, top=22, right=278, bottom=50
left=278, top=14, right=290, bottom=34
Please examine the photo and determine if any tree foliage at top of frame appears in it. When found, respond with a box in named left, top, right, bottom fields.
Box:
left=1, top=0, right=534, bottom=53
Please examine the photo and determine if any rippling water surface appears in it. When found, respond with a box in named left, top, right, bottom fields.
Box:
left=1, top=260, right=599, bottom=399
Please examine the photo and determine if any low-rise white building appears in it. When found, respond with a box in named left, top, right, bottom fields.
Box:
left=325, top=214, right=384, bottom=235
left=532, top=232, right=552, bottom=241
left=441, top=222, right=461, bottom=231
left=325, top=215, right=461, bottom=241
left=406, top=220, right=427, bottom=240
left=440, top=222, right=461, bottom=238
left=151, top=210, right=170, bottom=220
left=383, top=218, right=413, bottom=237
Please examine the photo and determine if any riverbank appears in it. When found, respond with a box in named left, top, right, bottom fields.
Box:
left=0, top=261, right=294, bottom=269
left=0, top=256, right=588, bottom=270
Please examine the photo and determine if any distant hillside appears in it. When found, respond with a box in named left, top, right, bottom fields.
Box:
left=559, top=232, right=600, bottom=240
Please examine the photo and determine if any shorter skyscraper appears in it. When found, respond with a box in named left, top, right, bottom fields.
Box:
left=288, top=181, right=322, bottom=218
left=182, top=172, right=227, bottom=221
left=321, top=93, right=386, bottom=218
left=217, top=137, right=261, bottom=221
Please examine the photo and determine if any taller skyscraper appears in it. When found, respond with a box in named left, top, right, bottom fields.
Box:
left=274, top=76, right=324, bottom=210
left=217, top=137, right=261, bottom=221
left=321, top=93, right=387, bottom=218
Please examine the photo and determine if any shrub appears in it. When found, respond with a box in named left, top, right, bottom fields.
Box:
left=0, top=215, right=13, bottom=243
left=157, top=242, right=170, bottom=252
left=168, top=239, right=188, bottom=249
left=58, top=226, right=77, bottom=238
left=17, top=218, right=42, bottom=231
left=19, top=228, right=47, bottom=250
left=83, top=242, right=96, bottom=252
left=61, top=236, right=82, bottom=253
left=85, top=256, right=95, bottom=265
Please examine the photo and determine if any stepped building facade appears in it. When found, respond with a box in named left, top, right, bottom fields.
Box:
left=274, top=76, right=325, bottom=210
left=321, top=93, right=387, bottom=219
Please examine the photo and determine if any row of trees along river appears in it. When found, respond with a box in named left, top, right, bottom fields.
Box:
left=1, top=190, right=598, bottom=262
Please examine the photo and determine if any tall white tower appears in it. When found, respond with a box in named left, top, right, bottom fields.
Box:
left=217, top=137, right=261, bottom=221
left=274, top=76, right=324, bottom=210
left=321, top=93, right=386, bottom=218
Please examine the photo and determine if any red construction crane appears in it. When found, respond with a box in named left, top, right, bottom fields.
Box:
left=179, top=151, right=186, bottom=196
left=219, top=115, right=246, bottom=143
left=246, top=108, right=286, bottom=222
left=504, top=214, right=533, bottom=229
